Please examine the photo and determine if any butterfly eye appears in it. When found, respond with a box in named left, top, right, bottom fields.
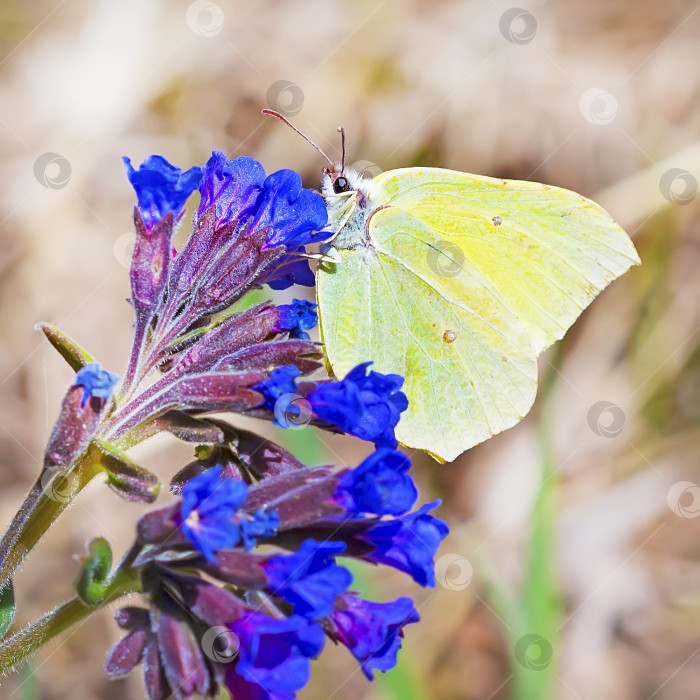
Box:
left=333, top=176, right=350, bottom=194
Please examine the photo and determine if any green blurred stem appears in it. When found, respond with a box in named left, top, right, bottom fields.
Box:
left=0, top=563, right=140, bottom=675
left=0, top=443, right=103, bottom=592
left=510, top=344, right=564, bottom=700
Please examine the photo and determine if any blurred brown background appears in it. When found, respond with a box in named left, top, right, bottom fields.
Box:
left=1, top=0, right=699, bottom=698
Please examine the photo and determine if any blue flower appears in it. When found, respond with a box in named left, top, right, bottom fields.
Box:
left=264, top=540, right=352, bottom=619
left=122, top=155, right=202, bottom=229
left=239, top=510, right=279, bottom=550
left=309, top=362, right=409, bottom=448
left=227, top=612, right=325, bottom=698
left=73, top=362, right=119, bottom=407
left=179, top=466, right=248, bottom=562
left=265, top=258, right=315, bottom=290
left=335, top=449, right=418, bottom=516
left=331, top=595, right=420, bottom=680
left=253, top=366, right=302, bottom=413
left=275, top=299, right=318, bottom=340
left=251, top=169, right=329, bottom=251
left=198, top=152, right=266, bottom=229
left=359, top=501, right=449, bottom=587
left=197, top=151, right=330, bottom=252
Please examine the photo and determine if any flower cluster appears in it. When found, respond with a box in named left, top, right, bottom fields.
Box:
left=107, top=445, right=448, bottom=698
left=28, top=149, right=448, bottom=700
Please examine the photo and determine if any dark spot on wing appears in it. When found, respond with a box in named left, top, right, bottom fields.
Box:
left=492, top=216, right=502, bottom=226
left=443, top=329, right=457, bottom=343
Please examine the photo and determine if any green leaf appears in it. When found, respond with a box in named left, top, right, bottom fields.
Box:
left=0, top=581, right=15, bottom=638
left=76, top=538, right=112, bottom=605
left=35, top=322, right=94, bottom=371
left=93, top=439, right=161, bottom=503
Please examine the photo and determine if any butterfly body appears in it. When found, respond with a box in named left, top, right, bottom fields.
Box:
left=316, top=162, right=640, bottom=462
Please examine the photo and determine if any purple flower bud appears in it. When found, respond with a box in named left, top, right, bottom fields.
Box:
left=122, top=155, right=202, bottom=229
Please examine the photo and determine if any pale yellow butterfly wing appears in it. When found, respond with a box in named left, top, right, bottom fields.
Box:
left=317, top=168, right=639, bottom=461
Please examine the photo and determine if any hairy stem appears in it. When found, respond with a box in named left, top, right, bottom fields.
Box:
left=0, top=564, right=141, bottom=675
left=0, top=444, right=103, bottom=592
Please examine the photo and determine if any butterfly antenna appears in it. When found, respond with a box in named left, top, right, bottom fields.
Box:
left=262, top=109, right=334, bottom=166
left=337, top=126, right=346, bottom=171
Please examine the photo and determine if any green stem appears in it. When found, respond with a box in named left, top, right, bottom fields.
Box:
left=0, top=444, right=103, bottom=591
left=510, top=344, right=564, bottom=700
left=0, top=564, right=140, bottom=675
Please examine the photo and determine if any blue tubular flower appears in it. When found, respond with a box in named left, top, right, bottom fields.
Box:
left=309, top=362, right=409, bottom=448
left=275, top=299, right=318, bottom=340
left=73, top=362, right=119, bottom=407
left=331, top=596, right=420, bottom=679
left=335, top=449, right=418, bottom=516
left=265, top=258, right=315, bottom=290
left=253, top=366, right=302, bottom=413
left=122, top=155, right=202, bottom=229
left=227, top=612, right=325, bottom=698
left=198, top=152, right=266, bottom=228
left=251, top=169, right=329, bottom=251
left=239, top=509, right=279, bottom=550
left=179, top=466, right=248, bottom=562
left=196, top=151, right=330, bottom=252
left=360, top=502, right=449, bottom=586
left=264, top=540, right=353, bottom=619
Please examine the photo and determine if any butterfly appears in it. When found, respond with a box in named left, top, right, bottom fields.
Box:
left=263, top=110, right=640, bottom=462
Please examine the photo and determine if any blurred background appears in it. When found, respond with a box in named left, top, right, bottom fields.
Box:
left=1, top=0, right=699, bottom=698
